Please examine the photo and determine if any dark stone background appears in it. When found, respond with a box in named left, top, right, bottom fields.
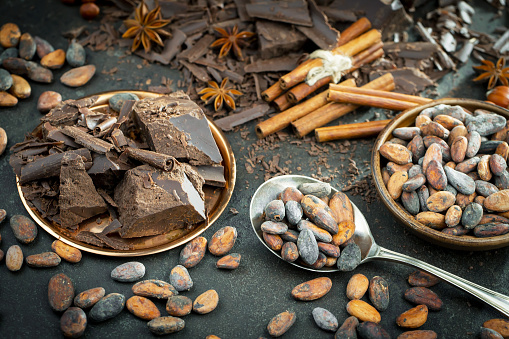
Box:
left=0, top=1, right=507, bottom=338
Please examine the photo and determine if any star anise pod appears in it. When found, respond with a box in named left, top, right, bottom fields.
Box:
left=210, top=25, right=255, bottom=61
left=473, top=57, right=509, bottom=90
left=122, top=1, right=171, bottom=53
left=198, top=78, right=243, bottom=111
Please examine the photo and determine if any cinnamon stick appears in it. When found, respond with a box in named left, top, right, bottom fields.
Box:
left=328, top=86, right=433, bottom=105
left=255, top=79, right=356, bottom=139
left=328, top=91, right=425, bottom=111
left=291, top=73, right=394, bottom=137
left=273, top=93, right=292, bottom=111
left=124, top=147, right=176, bottom=172
left=335, top=17, right=371, bottom=47
left=280, top=29, right=381, bottom=90
left=286, top=45, right=384, bottom=103
left=19, top=148, right=92, bottom=184
left=261, top=81, right=285, bottom=102
left=315, top=119, right=390, bottom=142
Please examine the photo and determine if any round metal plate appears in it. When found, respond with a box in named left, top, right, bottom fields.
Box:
left=17, top=90, right=236, bottom=256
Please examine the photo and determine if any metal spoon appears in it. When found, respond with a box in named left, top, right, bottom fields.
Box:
left=250, top=174, right=509, bottom=317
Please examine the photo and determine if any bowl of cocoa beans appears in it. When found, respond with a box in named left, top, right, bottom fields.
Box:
left=372, top=98, right=509, bottom=250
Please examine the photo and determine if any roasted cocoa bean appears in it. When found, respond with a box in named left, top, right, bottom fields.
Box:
left=445, top=205, right=462, bottom=227
left=111, top=261, right=145, bottom=282
left=421, top=121, right=450, bottom=139
left=179, top=236, right=207, bottom=268
left=281, top=187, right=303, bottom=204
left=416, top=212, right=446, bottom=229
left=301, top=195, right=338, bottom=234
left=312, top=307, right=338, bottom=332
left=466, top=131, right=481, bottom=157
left=422, top=143, right=442, bottom=173
left=426, top=191, right=455, bottom=213
left=263, top=232, right=283, bottom=251
left=147, top=316, right=185, bottom=335
left=451, top=136, right=468, bottom=163
left=74, top=287, right=105, bottom=308
left=331, top=221, right=355, bottom=246
left=407, top=135, right=426, bottom=163
left=396, top=305, right=428, bottom=329
left=476, top=181, right=499, bottom=197
left=26, top=252, right=61, bottom=268
left=308, top=252, right=327, bottom=269
left=357, top=321, right=390, bottom=339
left=379, top=142, right=412, bottom=165
left=261, top=221, right=288, bottom=235
left=297, top=219, right=332, bottom=243
left=426, top=160, right=447, bottom=191
left=402, top=191, right=420, bottom=215
left=442, top=225, right=469, bottom=236
left=408, top=270, right=440, bottom=287
left=408, top=165, right=423, bottom=178
left=369, top=276, right=390, bottom=311
left=346, top=300, right=381, bottom=323
left=479, top=155, right=493, bottom=181
left=193, top=289, right=219, bottom=314
left=297, top=229, right=319, bottom=265
left=126, top=296, right=160, bottom=320
left=89, top=293, right=125, bottom=322
left=265, top=200, right=285, bottom=221
left=51, top=240, right=82, bottom=263
left=10, top=214, right=37, bottom=244
left=495, top=171, right=509, bottom=190
left=267, top=311, right=296, bottom=337
left=397, top=330, right=437, bottom=339
left=335, top=316, right=359, bottom=339
left=346, top=273, right=369, bottom=300
left=480, top=327, right=504, bottom=339
left=285, top=200, right=302, bottom=225
left=417, top=185, right=430, bottom=212
left=281, top=242, right=299, bottom=262
left=317, top=242, right=340, bottom=257
left=483, top=319, right=509, bottom=337
left=449, top=125, right=468, bottom=147
left=403, top=174, right=426, bottom=192
left=467, top=114, right=506, bottom=136
left=388, top=171, right=409, bottom=200
left=495, top=142, right=509, bottom=161
left=404, top=287, right=443, bottom=311
left=60, top=65, right=95, bottom=87
left=166, top=295, right=192, bottom=316
left=474, top=223, right=509, bottom=237
left=60, top=307, right=87, bottom=338
left=132, top=280, right=178, bottom=299
left=48, top=273, right=75, bottom=312
left=66, top=40, right=86, bottom=67
left=209, top=226, right=237, bottom=256
left=445, top=166, right=476, bottom=195
left=280, top=229, right=299, bottom=243
left=170, top=265, right=193, bottom=292
left=6, top=244, right=23, bottom=271
left=434, top=114, right=463, bottom=130
left=337, top=242, right=361, bottom=272
left=298, top=182, right=331, bottom=198
left=291, top=277, right=332, bottom=301
left=490, top=154, right=507, bottom=176
left=462, top=202, right=484, bottom=229
left=216, top=253, right=241, bottom=269
left=456, top=157, right=480, bottom=173
left=329, top=191, right=354, bottom=223
left=393, top=127, right=421, bottom=140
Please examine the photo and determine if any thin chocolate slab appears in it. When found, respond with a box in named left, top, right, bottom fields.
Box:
left=59, top=153, right=108, bottom=230
left=384, top=42, right=438, bottom=60
left=76, top=231, right=106, bottom=247
left=43, top=122, right=81, bottom=148
left=87, top=152, right=131, bottom=189
left=295, top=0, right=340, bottom=50
left=133, top=95, right=222, bottom=166
left=114, top=164, right=205, bottom=238
left=369, top=68, right=436, bottom=95
left=95, top=233, right=133, bottom=250
left=256, top=20, right=307, bottom=60
left=192, top=165, right=226, bottom=188
left=244, top=55, right=300, bottom=73
left=177, top=35, right=215, bottom=63
left=101, top=219, right=122, bottom=235
left=61, top=126, right=114, bottom=154
left=246, top=0, right=313, bottom=27
left=214, top=104, right=271, bottom=132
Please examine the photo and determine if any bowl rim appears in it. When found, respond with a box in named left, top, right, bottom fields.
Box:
left=371, top=98, right=509, bottom=251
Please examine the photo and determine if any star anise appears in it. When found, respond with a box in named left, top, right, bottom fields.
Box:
left=198, top=78, right=243, bottom=111
left=122, top=1, right=171, bottom=53
left=473, top=57, right=509, bottom=90
left=210, top=25, right=255, bottom=61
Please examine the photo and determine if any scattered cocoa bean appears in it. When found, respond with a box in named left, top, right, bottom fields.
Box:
left=74, top=287, right=105, bottom=309
left=404, top=287, right=443, bottom=311
left=126, top=296, right=160, bottom=320
left=147, top=316, right=185, bottom=335
left=408, top=271, right=440, bottom=287
left=48, top=273, right=75, bottom=312
left=369, top=276, right=390, bottom=311
left=209, top=226, right=237, bottom=256
left=26, top=252, right=61, bottom=268
left=312, top=307, right=338, bottom=332
left=193, top=289, right=219, bottom=314
left=346, top=300, right=381, bottom=323
left=335, top=316, right=359, bottom=338
left=41, top=49, right=66, bottom=69
left=267, top=311, right=296, bottom=337
left=66, top=40, right=86, bottom=67
left=19, top=33, right=36, bottom=60
left=51, top=240, right=82, bottom=263
left=357, top=321, right=390, bottom=339
left=179, top=236, right=207, bottom=268
left=216, top=253, right=241, bottom=269
left=89, top=293, right=125, bottom=322
left=37, top=91, right=62, bottom=113
left=111, top=261, right=145, bottom=282
left=170, top=265, right=193, bottom=292
left=60, top=307, right=87, bottom=338
left=346, top=273, right=369, bottom=300
left=166, top=295, right=192, bottom=317
left=397, top=330, right=437, bottom=339
left=60, top=65, right=95, bottom=87
left=396, top=305, right=428, bottom=328
left=6, top=244, right=23, bottom=271
left=0, top=23, right=21, bottom=48
left=483, top=319, right=509, bottom=337
left=10, top=214, right=37, bottom=244
left=291, top=277, right=332, bottom=301
left=132, top=280, right=178, bottom=299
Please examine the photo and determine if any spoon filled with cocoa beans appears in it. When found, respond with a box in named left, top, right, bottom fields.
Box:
left=249, top=174, right=509, bottom=317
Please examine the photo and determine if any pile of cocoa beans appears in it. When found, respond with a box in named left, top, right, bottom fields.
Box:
left=379, top=104, right=509, bottom=238
left=260, top=182, right=361, bottom=271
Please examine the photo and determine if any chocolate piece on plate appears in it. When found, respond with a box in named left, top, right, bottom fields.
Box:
left=192, top=165, right=226, bottom=187
left=76, top=231, right=106, bottom=247
left=114, top=163, right=206, bottom=238
left=87, top=152, right=131, bottom=189
left=132, top=95, right=222, bottom=166
left=59, top=153, right=108, bottom=229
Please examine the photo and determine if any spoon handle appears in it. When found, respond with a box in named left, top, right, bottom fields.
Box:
left=374, top=246, right=509, bottom=317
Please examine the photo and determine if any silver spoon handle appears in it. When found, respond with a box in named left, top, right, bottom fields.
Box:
left=374, top=246, right=509, bottom=317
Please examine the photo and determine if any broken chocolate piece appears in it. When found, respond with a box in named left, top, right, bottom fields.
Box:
left=61, top=126, right=114, bottom=154
left=95, top=233, right=133, bottom=250
left=43, top=122, right=81, bottom=148
left=59, top=153, right=107, bottom=229
left=295, top=0, right=340, bottom=50
left=19, top=148, right=92, bottom=184
left=132, top=95, right=222, bottom=166
left=244, top=55, right=300, bottom=73
left=192, top=165, right=226, bottom=188
left=125, top=147, right=176, bottom=171
left=76, top=231, right=106, bottom=247
left=114, top=164, right=206, bottom=238
left=101, top=219, right=122, bottom=235
left=214, top=104, right=271, bottom=131
left=87, top=152, right=131, bottom=189
left=256, top=21, right=307, bottom=60
left=246, top=1, right=313, bottom=27
left=41, top=96, right=99, bottom=127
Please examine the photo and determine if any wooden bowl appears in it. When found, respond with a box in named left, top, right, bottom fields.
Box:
left=372, top=98, right=509, bottom=251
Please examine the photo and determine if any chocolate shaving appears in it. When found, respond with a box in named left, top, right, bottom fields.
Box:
left=95, top=233, right=133, bottom=250
left=178, top=35, right=215, bottom=63
left=101, top=219, right=123, bottom=235
left=76, top=231, right=107, bottom=247
left=246, top=0, right=313, bottom=27
left=192, top=165, right=226, bottom=187
left=135, top=29, right=187, bottom=65
left=244, top=55, right=300, bottom=73
left=180, top=60, right=211, bottom=82
left=61, top=126, right=114, bottom=154
left=124, top=147, right=176, bottom=171
left=214, top=104, right=271, bottom=131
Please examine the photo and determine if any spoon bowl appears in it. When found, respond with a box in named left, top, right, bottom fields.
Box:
left=250, top=175, right=509, bottom=316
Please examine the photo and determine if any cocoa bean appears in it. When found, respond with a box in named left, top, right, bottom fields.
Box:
left=483, top=319, right=509, bottom=337
left=329, top=191, right=354, bottom=223
left=6, top=244, right=23, bottom=271
left=27, top=62, right=53, bottom=83
left=369, top=276, right=390, bottom=311
left=442, top=225, right=469, bottom=236
left=148, top=316, right=185, bottom=335
left=40, top=49, right=65, bottom=69
left=170, top=265, right=193, bottom=292
left=166, top=295, right=192, bottom=317
left=0, top=69, right=13, bottom=91
left=434, top=114, right=463, bottom=130
left=0, top=23, right=21, bottom=48
left=426, top=191, right=455, bottom=213
left=216, top=253, right=241, bottom=269
left=308, top=252, right=327, bottom=269
left=473, top=223, right=509, bottom=237
left=325, top=256, right=337, bottom=267
left=404, top=287, right=443, bottom=311
left=426, top=160, right=447, bottom=191
left=422, top=143, right=442, bottom=173
left=346, top=273, right=369, bottom=300
left=495, top=171, right=509, bottom=190
left=0, top=128, right=6, bottom=155
left=301, top=195, right=339, bottom=234
left=60, top=307, right=87, bottom=338
left=263, top=232, right=283, bottom=251
left=388, top=171, right=408, bottom=200
left=479, top=155, right=493, bottom=181
left=335, top=316, right=359, bottom=339
left=280, top=229, right=299, bottom=243
left=298, top=182, right=331, bottom=198
left=312, top=307, right=338, bottom=332
left=34, top=36, right=54, bottom=58
left=317, top=242, right=340, bottom=257
left=449, top=125, right=468, bottom=147
left=37, top=90, right=62, bottom=113
left=408, top=270, right=440, bottom=287
left=455, top=157, right=480, bottom=173
left=132, top=280, right=178, bottom=299
left=179, top=236, right=207, bottom=268
left=48, top=273, right=75, bottom=312
left=495, top=142, right=509, bottom=161
left=397, top=330, right=437, bottom=339
left=480, top=214, right=509, bottom=225
left=403, top=174, right=426, bottom=192
left=393, top=127, right=421, bottom=140
left=456, top=192, right=477, bottom=209
left=297, top=228, right=319, bottom=265
left=407, top=135, right=425, bottom=163
left=9, top=74, right=30, bottom=99
left=208, top=226, right=237, bottom=256
left=445, top=205, right=462, bottom=227
left=10, top=214, right=37, bottom=244
left=379, top=142, right=412, bottom=165
left=285, top=200, right=302, bottom=225
left=89, top=293, right=125, bottom=322
left=408, top=165, right=423, bottom=178
left=490, top=154, right=507, bottom=176
left=26, top=252, right=61, bottom=268
left=346, top=300, right=381, bottom=323
left=402, top=191, right=420, bottom=215
left=281, top=187, right=304, bottom=204
left=466, top=131, right=481, bottom=157
left=267, top=311, right=296, bottom=337
left=337, top=242, right=361, bottom=272
left=111, top=261, right=145, bottom=282
left=461, top=202, right=483, bottom=229
left=476, top=181, right=499, bottom=197
left=265, top=200, right=285, bottom=221
left=281, top=242, right=299, bottom=262
left=357, top=321, right=390, bottom=339
left=74, top=287, right=105, bottom=308
left=480, top=140, right=504, bottom=153
left=297, top=219, right=332, bottom=243
left=331, top=221, right=355, bottom=247
left=51, top=240, right=82, bottom=263
left=66, top=40, right=86, bottom=67
left=467, top=114, right=506, bottom=136
left=396, top=305, right=428, bottom=329
left=60, top=65, right=95, bottom=87
left=480, top=327, right=504, bottom=339
left=451, top=136, right=468, bottom=163
left=444, top=166, right=476, bottom=195
left=292, top=277, right=332, bottom=301
left=261, top=221, right=288, bottom=235
left=417, top=185, right=430, bottom=212
left=126, top=296, right=160, bottom=320
left=421, top=121, right=450, bottom=139
left=388, top=137, right=408, bottom=146
left=19, top=33, right=36, bottom=60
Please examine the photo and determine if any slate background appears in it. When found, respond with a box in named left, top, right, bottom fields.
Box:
left=0, top=1, right=507, bottom=338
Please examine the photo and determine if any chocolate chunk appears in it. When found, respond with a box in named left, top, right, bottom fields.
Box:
left=256, top=21, right=307, bottom=60
left=59, top=153, right=108, bottom=229
left=191, top=165, right=226, bottom=188
left=87, top=152, right=131, bottom=189
left=114, top=164, right=206, bottom=238
left=246, top=0, right=312, bottom=26
left=95, top=233, right=132, bottom=250
left=75, top=231, right=106, bottom=247
left=133, top=95, right=222, bottom=166
left=101, top=219, right=122, bottom=235
left=61, top=126, right=114, bottom=154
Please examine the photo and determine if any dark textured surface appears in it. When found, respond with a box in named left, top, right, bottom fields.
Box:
left=1, top=1, right=509, bottom=338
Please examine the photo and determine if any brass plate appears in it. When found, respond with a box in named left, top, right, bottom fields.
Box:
left=17, top=90, right=236, bottom=256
